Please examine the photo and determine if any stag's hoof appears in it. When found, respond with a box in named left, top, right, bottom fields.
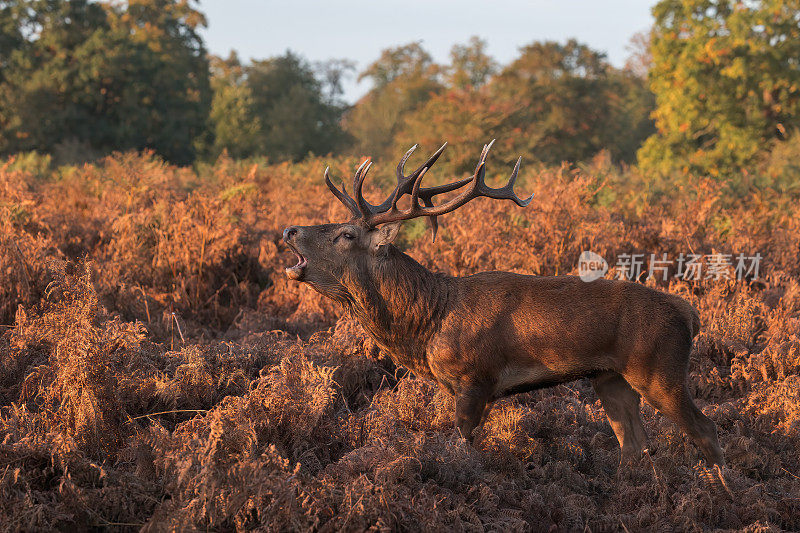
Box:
left=614, top=448, right=654, bottom=483
left=619, top=447, right=647, bottom=468
left=456, top=428, right=474, bottom=444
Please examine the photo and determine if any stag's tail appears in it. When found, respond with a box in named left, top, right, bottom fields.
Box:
left=674, top=297, right=702, bottom=340
left=688, top=304, right=701, bottom=339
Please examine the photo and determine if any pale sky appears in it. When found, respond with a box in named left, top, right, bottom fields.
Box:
left=199, top=0, right=658, bottom=103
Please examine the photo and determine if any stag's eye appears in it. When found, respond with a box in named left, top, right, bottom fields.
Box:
left=335, top=231, right=355, bottom=243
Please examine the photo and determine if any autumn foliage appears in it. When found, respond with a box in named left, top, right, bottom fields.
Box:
left=0, top=151, right=798, bottom=530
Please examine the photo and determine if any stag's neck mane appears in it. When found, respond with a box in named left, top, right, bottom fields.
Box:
left=342, top=245, right=450, bottom=375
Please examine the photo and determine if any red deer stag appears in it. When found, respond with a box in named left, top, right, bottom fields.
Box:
left=282, top=141, right=724, bottom=468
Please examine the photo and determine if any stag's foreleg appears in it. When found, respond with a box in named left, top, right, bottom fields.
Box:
left=454, top=384, right=492, bottom=443
left=591, top=371, right=649, bottom=465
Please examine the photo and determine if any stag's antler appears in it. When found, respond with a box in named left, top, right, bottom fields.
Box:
left=325, top=140, right=533, bottom=241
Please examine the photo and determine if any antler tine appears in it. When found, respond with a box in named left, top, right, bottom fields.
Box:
left=508, top=157, right=534, bottom=206
left=414, top=142, right=448, bottom=178
left=356, top=147, right=417, bottom=216
left=406, top=164, right=454, bottom=242
left=475, top=155, right=534, bottom=207
left=397, top=142, right=447, bottom=182
left=471, top=138, right=496, bottom=176
left=479, top=139, right=496, bottom=163
left=409, top=165, right=428, bottom=211
left=323, top=141, right=532, bottom=236
left=364, top=140, right=533, bottom=228
left=396, top=144, right=418, bottom=180
left=421, top=196, right=440, bottom=242
left=353, top=159, right=374, bottom=219
left=325, top=166, right=361, bottom=218
left=352, top=158, right=370, bottom=194
left=362, top=142, right=452, bottom=215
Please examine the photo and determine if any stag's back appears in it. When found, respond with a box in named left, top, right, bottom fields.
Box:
left=427, top=274, right=699, bottom=393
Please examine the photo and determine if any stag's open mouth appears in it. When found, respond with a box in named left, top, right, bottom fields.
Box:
left=285, top=245, right=307, bottom=281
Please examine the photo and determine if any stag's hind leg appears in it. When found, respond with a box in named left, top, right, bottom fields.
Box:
left=591, top=371, right=648, bottom=464
left=624, top=362, right=724, bottom=467
left=642, top=382, right=724, bottom=467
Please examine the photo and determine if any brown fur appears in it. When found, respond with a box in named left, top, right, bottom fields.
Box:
left=283, top=221, right=724, bottom=467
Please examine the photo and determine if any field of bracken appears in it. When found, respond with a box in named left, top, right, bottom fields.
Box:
left=1, top=150, right=799, bottom=531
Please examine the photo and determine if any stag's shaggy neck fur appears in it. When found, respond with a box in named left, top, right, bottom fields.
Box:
left=341, top=245, right=451, bottom=377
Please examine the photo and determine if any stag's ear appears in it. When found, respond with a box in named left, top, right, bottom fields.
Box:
left=368, top=222, right=401, bottom=251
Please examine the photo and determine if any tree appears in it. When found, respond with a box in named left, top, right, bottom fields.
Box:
left=0, top=3, right=24, bottom=83
left=447, top=36, right=498, bottom=90
left=606, top=69, right=656, bottom=164
left=315, top=58, right=356, bottom=105
left=206, top=52, right=262, bottom=159
left=639, top=0, right=800, bottom=176
left=245, top=51, right=348, bottom=162
left=0, top=0, right=110, bottom=158
left=381, top=39, right=652, bottom=168
left=391, top=38, right=509, bottom=173
left=393, top=88, right=522, bottom=175
left=358, top=41, right=436, bottom=89
left=205, top=51, right=350, bottom=162
left=625, top=31, right=653, bottom=79
left=0, top=0, right=211, bottom=164
left=490, top=39, right=653, bottom=164
left=344, top=42, right=442, bottom=158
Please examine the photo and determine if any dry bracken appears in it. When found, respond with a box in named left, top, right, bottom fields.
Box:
left=0, top=152, right=798, bottom=531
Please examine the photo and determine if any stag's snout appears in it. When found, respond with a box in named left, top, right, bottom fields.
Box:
left=283, top=226, right=299, bottom=241
left=283, top=226, right=307, bottom=280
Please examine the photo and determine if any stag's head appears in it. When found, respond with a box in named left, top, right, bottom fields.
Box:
left=282, top=141, right=533, bottom=298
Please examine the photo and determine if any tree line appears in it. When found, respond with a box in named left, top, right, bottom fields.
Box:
left=2, top=0, right=799, bottom=177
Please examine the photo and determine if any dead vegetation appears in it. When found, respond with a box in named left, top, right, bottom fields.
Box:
left=1, top=151, right=798, bottom=531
